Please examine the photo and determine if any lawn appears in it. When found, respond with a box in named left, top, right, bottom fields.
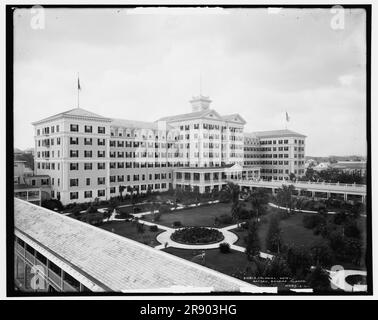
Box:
left=162, top=247, right=305, bottom=290
left=141, top=203, right=238, bottom=228
left=162, top=247, right=256, bottom=280
left=99, top=220, right=163, bottom=247
left=232, top=207, right=326, bottom=251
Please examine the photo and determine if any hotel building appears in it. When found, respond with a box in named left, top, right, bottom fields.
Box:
left=32, top=95, right=306, bottom=205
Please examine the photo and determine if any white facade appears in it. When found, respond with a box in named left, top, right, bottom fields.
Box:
left=244, top=130, right=306, bottom=181
left=33, top=96, right=306, bottom=205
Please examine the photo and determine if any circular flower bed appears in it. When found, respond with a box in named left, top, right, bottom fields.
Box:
left=345, top=274, right=367, bottom=286
left=170, top=227, right=224, bottom=245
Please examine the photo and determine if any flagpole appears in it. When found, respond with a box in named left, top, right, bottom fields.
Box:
left=77, top=73, right=79, bottom=108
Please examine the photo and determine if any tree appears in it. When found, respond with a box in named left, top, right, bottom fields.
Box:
left=305, top=168, right=315, bottom=181
left=286, top=246, right=313, bottom=279
left=266, top=215, right=283, bottom=254
left=245, top=219, right=261, bottom=260
left=224, top=182, right=240, bottom=221
left=109, top=198, right=119, bottom=214
left=248, top=188, right=269, bottom=219
left=343, top=238, right=362, bottom=266
left=344, top=220, right=361, bottom=239
left=276, top=185, right=295, bottom=213
left=119, top=185, right=126, bottom=200
left=263, top=256, right=292, bottom=278
left=224, top=182, right=240, bottom=205
left=306, top=265, right=331, bottom=292
left=310, top=243, right=334, bottom=267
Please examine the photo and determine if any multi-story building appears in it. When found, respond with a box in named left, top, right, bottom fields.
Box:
left=33, top=95, right=305, bottom=205
left=244, top=130, right=306, bottom=181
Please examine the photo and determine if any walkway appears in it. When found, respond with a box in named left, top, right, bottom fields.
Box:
left=268, top=202, right=366, bottom=218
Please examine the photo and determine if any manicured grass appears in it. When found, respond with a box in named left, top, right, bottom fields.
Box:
left=99, top=220, right=163, bottom=247
left=232, top=208, right=326, bottom=251
left=141, top=202, right=253, bottom=228
left=162, top=247, right=256, bottom=279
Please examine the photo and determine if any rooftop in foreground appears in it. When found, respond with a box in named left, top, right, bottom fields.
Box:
left=14, top=198, right=262, bottom=293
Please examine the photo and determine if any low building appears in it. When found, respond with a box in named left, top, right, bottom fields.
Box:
left=331, top=161, right=367, bottom=175
left=14, top=198, right=261, bottom=293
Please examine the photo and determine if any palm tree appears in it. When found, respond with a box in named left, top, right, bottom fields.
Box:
left=224, top=182, right=241, bottom=222
left=245, top=219, right=260, bottom=260
left=119, top=185, right=126, bottom=201
left=277, top=184, right=295, bottom=213
left=224, top=181, right=240, bottom=206
left=248, top=188, right=269, bottom=219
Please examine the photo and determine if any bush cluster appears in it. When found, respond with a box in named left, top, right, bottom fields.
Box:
left=171, top=227, right=224, bottom=245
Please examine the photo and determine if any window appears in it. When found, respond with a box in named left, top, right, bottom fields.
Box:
left=70, top=192, right=78, bottom=200
left=86, top=178, right=90, bottom=186
left=98, top=139, right=105, bottom=146
left=84, top=138, right=92, bottom=145
left=70, top=150, right=79, bottom=158
left=97, top=177, right=105, bottom=185
left=84, top=163, right=92, bottom=170
left=97, top=162, right=105, bottom=170
left=98, top=126, right=105, bottom=134
left=98, top=151, right=105, bottom=158
left=70, top=124, right=79, bottom=132
left=70, top=163, right=79, bottom=170
left=70, top=179, right=79, bottom=187
left=84, top=125, right=92, bottom=133
left=84, top=191, right=92, bottom=198
left=57, top=137, right=61, bottom=145
left=70, top=137, right=79, bottom=145
left=84, top=150, right=92, bottom=158
left=98, top=190, right=105, bottom=197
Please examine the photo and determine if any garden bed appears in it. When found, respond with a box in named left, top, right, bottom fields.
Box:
left=171, top=227, right=224, bottom=245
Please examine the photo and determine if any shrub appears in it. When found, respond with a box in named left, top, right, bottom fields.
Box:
left=238, top=208, right=252, bottom=220
left=86, top=205, right=98, bottom=214
left=171, top=227, right=224, bottom=244
left=344, top=221, right=361, bottom=239
left=218, top=190, right=231, bottom=203
left=173, top=221, right=182, bottom=227
left=302, top=214, right=326, bottom=230
left=333, top=211, right=347, bottom=225
left=136, top=223, right=145, bottom=234
left=219, top=242, right=231, bottom=254
left=149, top=225, right=158, bottom=232
left=41, top=199, right=64, bottom=211
left=153, top=212, right=161, bottom=222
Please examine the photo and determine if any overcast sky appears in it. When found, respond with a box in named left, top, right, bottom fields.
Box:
left=14, top=7, right=366, bottom=156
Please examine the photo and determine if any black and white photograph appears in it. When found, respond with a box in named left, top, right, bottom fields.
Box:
left=4, top=2, right=374, bottom=300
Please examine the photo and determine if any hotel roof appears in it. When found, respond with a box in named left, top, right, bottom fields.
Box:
left=14, top=198, right=261, bottom=293
left=111, top=118, right=173, bottom=131
left=32, top=108, right=112, bottom=125
left=157, top=109, right=217, bottom=122
left=251, top=129, right=306, bottom=139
